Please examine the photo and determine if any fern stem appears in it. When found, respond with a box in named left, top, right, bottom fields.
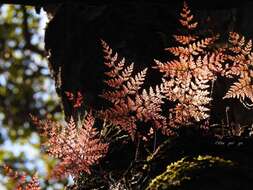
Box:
left=153, top=130, right=157, bottom=153
left=135, top=135, right=140, bottom=161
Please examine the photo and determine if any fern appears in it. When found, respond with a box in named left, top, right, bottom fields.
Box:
left=178, top=1, right=198, bottom=30
left=32, top=113, right=108, bottom=178
left=223, top=32, right=253, bottom=106
left=224, top=72, right=253, bottom=103
left=99, top=40, right=170, bottom=137
left=154, top=1, right=223, bottom=126
left=3, top=165, right=40, bottom=190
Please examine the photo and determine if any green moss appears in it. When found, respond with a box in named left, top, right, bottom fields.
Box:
left=146, top=155, right=235, bottom=190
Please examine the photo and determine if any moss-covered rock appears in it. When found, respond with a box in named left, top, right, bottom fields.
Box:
left=146, top=155, right=253, bottom=190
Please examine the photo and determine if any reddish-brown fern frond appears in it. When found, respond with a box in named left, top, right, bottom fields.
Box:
left=154, top=2, right=224, bottom=127
left=179, top=1, right=198, bottom=30
left=223, top=32, right=253, bottom=105
left=224, top=72, right=253, bottom=103
left=3, top=165, right=40, bottom=190
left=99, top=40, right=170, bottom=137
left=33, top=113, right=108, bottom=178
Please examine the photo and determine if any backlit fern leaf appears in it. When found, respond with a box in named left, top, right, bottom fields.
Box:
left=224, top=32, right=253, bottom=106
left=154, top=1, right=224, bottom=126
left=3, top=165, right=40, bottom=190
left=179, top=1, right=198, bottom=30
left=224, top=72, right=253, bottom=103
left=99, top=40, right=170, bottom=137
left=32, top=113, right=108, bottom=178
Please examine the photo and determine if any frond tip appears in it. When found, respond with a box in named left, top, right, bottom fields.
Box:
left=179, top=1, right=198, bottom=30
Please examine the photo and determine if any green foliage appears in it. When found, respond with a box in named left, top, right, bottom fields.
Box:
left=0, top=4, right=65, bottom=189
left=0, top=5, right=60, bottom=140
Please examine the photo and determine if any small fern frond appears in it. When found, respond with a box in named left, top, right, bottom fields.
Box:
left=33, top=113, right=108, bottom=178
left=179, top=1, right=198, bottom=30
left=3, top=165, right=41, bottom=190
left=224, top=74, right=253, bottom=102
left=224, top=32, right=253, bottom=105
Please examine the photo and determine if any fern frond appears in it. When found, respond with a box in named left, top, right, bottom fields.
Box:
left=100, top=40, right=170, bottom=137
left=33, top=113, right=108, bottom=178
left=163, top=75, right=211, bottom=126
left=242, top=40, right=252, bottom=55
left=223, top=32, right=253, bottom=105
left=179, top=1, right=198, bottom=30
left=155, top=54, right=219, bottom=82
left=3, top=165, right=41, bottom=190
left=224, top=74, right=253, bottom=102
left=156, top=34, right=217, bottom=126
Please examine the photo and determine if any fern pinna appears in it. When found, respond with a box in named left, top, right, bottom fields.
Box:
left=154, top=1, right=225, bottom=126
left=99, top=40, right=171, bottom=138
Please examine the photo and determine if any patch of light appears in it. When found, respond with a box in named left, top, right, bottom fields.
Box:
left=0, top=75, right=6, bottom=86
left=0, top=183, right=7, bottom=190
